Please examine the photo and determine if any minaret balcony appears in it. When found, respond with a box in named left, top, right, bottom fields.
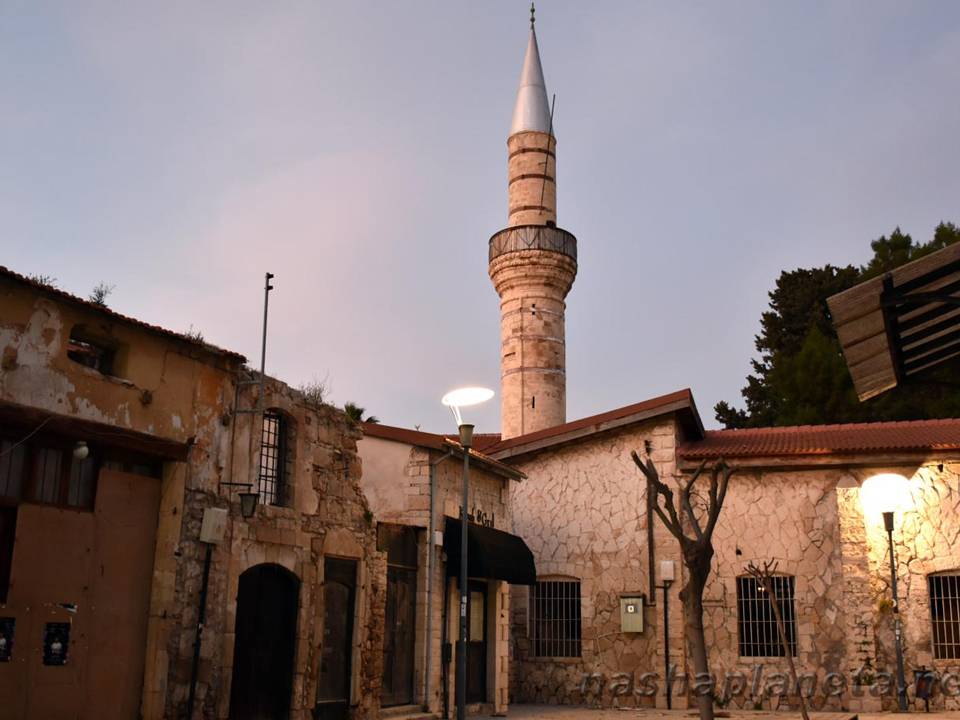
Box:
left=488, top=224, right=577, bottom=264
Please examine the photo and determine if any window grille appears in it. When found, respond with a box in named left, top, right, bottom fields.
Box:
left=737, top=575, right=797, bottom=657
left=930, top=573, right=960, bottom=659
left=531, top=579, right=581, bottom=658
left=258, top=411, right=287, bottom=506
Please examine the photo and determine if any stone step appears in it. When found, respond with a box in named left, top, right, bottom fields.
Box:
left=379, top=704, right=437, bottom=720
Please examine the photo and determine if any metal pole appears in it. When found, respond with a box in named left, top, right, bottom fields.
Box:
left=456, top=426, right=472, bottom=720
left=185, top=543, right=213, bottom=719
left=425, top=450, right=453, bottom=711
left=884, top=511, right=909, bottom=712
left=663, top=580, right=672, bottom=709
left=253, top=272, right=273, bottom=501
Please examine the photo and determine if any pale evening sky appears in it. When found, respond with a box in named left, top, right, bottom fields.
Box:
left=2, top=2, right=959, bottom=433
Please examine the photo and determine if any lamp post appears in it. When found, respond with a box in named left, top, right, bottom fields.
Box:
left=441, top=387, right=494, bottom=720
left=861, top=473, right=912, bottom=712
left=883, top=510, right=909, bottom=712
left=657, top=559, right=676, bottom=709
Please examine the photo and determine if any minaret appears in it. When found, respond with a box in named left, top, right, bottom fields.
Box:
left=489, top=6, right=577, bottom=440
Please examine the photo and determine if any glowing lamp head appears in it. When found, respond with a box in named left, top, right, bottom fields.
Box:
left=441, top=387, right=494, bottom=426
left=860, top=473, right=912, bottom=520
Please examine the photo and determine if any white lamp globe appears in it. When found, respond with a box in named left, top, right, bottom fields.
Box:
left=441, top=387, right=494, bottom=426
left=859, top=473, right=912, bottom=519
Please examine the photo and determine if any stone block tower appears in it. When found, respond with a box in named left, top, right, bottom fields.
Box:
left=489, top=11, right=577, bottom=440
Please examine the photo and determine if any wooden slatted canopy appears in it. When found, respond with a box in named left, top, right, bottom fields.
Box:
left=827, top=243, right=960, bottom=401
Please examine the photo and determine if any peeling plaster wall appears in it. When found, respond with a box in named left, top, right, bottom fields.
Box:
left=0, top=283, right=237, bottom=441
left=1, top=283, right=383, bottom=720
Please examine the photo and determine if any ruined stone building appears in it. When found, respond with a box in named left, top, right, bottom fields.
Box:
left=0, top=267, right=384, bottom=720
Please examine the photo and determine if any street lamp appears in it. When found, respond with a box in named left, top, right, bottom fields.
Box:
left=441, top=386, right=494, bottom=720
left=861, top=472, right=913, bottom=712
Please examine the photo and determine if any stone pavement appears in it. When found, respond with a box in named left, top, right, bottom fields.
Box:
left=486, top=704, right=960, bottom=720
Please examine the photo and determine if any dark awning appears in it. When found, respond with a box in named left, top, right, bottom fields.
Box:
left=443, top=517, right=536, bottom=586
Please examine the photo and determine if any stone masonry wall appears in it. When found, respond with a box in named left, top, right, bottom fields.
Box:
left=359, top=440, right=514, bottom=715
left=509, top=412, right=960, bottom=713
left=509, top=419, right=680, bottom=706
left=856, top=461, right=960, bottom=711
left=704, top=468, right=848, bottom=712
left=163, top=380, right=383, bottom=720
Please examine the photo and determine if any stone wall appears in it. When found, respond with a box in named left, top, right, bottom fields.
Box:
left=704, top=468, right=848, bottom=711
left=163, top=380, right=383, bottom=720
left=357, top=436, right=515, bottom=715
left=856, top=461, right=960, bottom=711
left=508, top=418, right=680, bottom=706
left=507, top=406, right=960, bottom=712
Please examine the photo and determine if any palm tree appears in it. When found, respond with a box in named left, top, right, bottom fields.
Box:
left=344, top=402, right=379, bottom=424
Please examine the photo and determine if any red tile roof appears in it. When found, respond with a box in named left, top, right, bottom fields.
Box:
left=487, top=388, right=703, bottom=459
left=0, top=265, right=246, bottom=362
left=360, top=422, right=524, bottom=480
left=679, top=418, right=960, bottom=459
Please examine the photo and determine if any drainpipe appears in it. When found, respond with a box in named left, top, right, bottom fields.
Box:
left=425, top=450, right=454, bottom=711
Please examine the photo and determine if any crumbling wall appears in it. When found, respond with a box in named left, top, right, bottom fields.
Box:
left=162, top=381, right=384, bottom=720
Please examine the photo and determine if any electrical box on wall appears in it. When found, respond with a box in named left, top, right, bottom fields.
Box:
left=620, top=595, right=644, bottom=633
left=199, top=507, right=228, bottom=545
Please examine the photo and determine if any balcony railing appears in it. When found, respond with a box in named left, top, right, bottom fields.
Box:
left=488, top=225, right=577, bottom=264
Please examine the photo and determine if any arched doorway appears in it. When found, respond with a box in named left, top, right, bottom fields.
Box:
left=229, top=564, right=300, bottom=720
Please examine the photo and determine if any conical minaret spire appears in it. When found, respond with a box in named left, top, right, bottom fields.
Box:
left=510, top=7, right=552, bottom=135
left=489, top=6, right=578, bottom=440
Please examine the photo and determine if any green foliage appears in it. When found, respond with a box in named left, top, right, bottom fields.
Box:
left=344, top=402, right=379, bottom=424
left=298, top=377, right=329, bottom=408
left=88, top=281, right=115, bottom=307
left=716, top=222, right=960, bottom=428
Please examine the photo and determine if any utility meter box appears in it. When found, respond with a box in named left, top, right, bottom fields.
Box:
left=200, top=507, right=228, bottom=545
left=620, top=595, right=644, bottom=633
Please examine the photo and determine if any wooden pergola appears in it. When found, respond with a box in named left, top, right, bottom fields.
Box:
left=827, top=243, right=960, bottom=401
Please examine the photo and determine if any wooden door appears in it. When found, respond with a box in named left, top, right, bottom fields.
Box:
left=228, top=564, right=300, bottom=720
left=382, top=566, right=417, bottom=706
left=316, top=557, right=357, bottom=720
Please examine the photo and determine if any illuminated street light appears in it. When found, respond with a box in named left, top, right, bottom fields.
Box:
left=861, top=472, right=912, bottom=712
left=441, top=386, right=493, bottom=720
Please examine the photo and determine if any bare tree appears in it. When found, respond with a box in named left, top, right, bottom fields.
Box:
left=631, top=451, right=734, bottom=720
left=746, top=560, right=810, bottom=720
left=88, top=281, right=115, bottom=307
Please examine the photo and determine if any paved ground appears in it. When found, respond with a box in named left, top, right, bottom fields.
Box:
left=493, top=705, right=960, bottom=720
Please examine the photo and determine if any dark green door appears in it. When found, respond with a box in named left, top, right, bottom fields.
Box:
left=466, top=581, right=487, bottom=703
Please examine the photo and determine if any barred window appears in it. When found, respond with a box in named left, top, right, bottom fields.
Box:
left=531, top=578, right=581, bottom=657
left=258, top=411, right=289, bottom=506
left=930, top=573, right=960, bottom=659
left=737, top=575, right=797, bottom=657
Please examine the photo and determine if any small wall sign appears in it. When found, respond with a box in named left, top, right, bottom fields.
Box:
left=0, top=618, right=14, bottom=662
left=43, top=622, right=71, bottom=666
left=459, top=505, right=495, bottom=528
